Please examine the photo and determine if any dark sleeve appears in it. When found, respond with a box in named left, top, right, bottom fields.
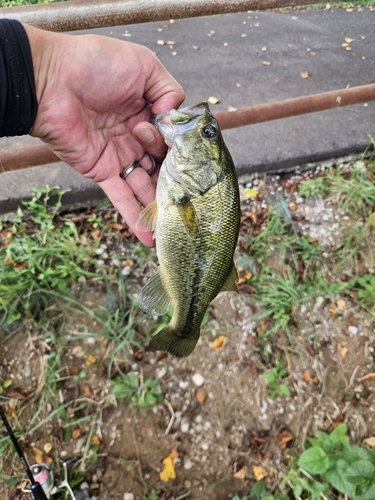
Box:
left=0, top=19, right=38, bottom=137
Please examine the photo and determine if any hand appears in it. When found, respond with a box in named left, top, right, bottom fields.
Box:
left=24, top=24, right=185, bottom=246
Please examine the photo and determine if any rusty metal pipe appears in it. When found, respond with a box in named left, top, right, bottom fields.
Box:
left=0, top=0, right=320, bottom=32
left=214, top=82, right=375, bottom=130
left=1, top=82, right=375, bottom=173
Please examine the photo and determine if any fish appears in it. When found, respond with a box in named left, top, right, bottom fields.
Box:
left=136, top=102, right=240, bottom=357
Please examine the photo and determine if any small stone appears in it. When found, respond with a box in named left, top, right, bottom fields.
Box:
left=80, top=482, right=89, bottom=490
left=184, top=459, right=193, bottom=470
left=60, top=450, right=68, bottom=458
left=192, top=373, right=205, bottom=387
left=181, top=421, right=189, bottom=433
left=348, top=326, right=358, bottom=335
left=121, top=266, right=132, bottom=276
left=72, top=346, right=85, bottom=358
left=179, top=380, right=189, bottom=390
left=124, top=494, right=134, bottom=500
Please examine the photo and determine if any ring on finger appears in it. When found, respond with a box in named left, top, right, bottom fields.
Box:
left=120, top=161, right=140, bottom=180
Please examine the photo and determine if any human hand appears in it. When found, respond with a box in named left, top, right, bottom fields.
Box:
left=24, top=24, right=185, bottom=246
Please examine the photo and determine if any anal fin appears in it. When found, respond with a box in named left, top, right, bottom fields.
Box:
left=220, top=261, right=239, bottom=293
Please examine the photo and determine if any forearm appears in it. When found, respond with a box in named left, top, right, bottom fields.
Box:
left=0, top=19, right=38, bottom=137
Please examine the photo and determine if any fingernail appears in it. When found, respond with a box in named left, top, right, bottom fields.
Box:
left=135, top=126, right=154, bottom=144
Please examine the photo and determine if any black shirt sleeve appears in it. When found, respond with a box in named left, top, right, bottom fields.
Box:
left=0, top=19, right=38, bottom=137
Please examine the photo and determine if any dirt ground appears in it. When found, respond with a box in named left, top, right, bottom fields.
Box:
left=1, top=160, right=375, bottom=500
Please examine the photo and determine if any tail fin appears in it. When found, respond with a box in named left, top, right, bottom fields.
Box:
left=149, top=327, right=199, bottom=358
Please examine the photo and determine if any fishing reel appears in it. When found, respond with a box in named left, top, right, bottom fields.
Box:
left=22, top=457, right=89, bottom=500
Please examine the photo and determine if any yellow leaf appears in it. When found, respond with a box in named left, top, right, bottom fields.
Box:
left=160, top=448, right=179, bottom=482
left=33, top=447, right=44, bottom=465
left=301, top=71, right=310, bottom=79
left=72, top=428, right=81, bottom=440
left=261, top=46, right=267, bottom=51
left=196, top=387, right=207, bottom=404
left=253, top=465, right=268, bottom=481
left=345, top=47, right=352, bottom=51
left=85, top=354, right=96, bottom=366
left=262, top=61, right=271, bottom=66
left=345, top=38, right=353, bottom=43
left=234, top=465, right=247, bottom=479
left=43, top=443, right=53, bottom=454
left=91, top=435, right=101, bottom=445
left=243, top=188, right=259, bottom=198
left=208, top=96, right=220, bottom=104
left=213, top=335, right=227, bottom=351
left=342, top=43, right=349, bottom=47
left=364, top=437, right=375, bottom=447
left=337, top=343, right=348, bottom=359
left=157, top=40, right=165, bottom=45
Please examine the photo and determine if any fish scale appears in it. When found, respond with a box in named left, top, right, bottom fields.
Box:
left=136, top=102, right=240, bottom=357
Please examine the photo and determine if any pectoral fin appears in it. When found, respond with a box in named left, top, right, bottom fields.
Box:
left=139, top=268, right=172, bottom=316
left=220, top=262, right=239, bottom=293
left=176, top=197, right=201, bottom=238
left=136, top=200, right=158, bottom=232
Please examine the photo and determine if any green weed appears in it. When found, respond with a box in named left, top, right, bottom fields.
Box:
left=111, top=372, right=164, bottom=411
left=262, top=355, right=290, bottom=399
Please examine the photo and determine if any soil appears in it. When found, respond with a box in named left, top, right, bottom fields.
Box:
left=1, top=159, right=375, bottom=500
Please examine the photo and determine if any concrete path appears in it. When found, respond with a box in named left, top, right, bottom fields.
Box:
left=1, top=6, right=374, bottom=214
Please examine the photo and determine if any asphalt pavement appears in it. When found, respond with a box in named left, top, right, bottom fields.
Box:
left=0, top=6, right=374, bottom=214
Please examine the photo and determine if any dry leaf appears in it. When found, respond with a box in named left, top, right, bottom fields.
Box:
left=14, top=262, right=28, bottom=271
left=33, top=447, right=44, bottom=464
left=84, top=384, right=94, bottom=398
left=301, top=71, right=310, bottom=79
left=346, top=47, right=352, bottom=51
left=337, top=343, right=348, bottom=359
left=346, top=7, right=353, bottom=12
left=213, top=335, right=227, bottom=351
left=342, top=43, right=349, bottom=47
left=329, top=303, right=337, bottom=315
left=208, top=96, right=220, bottom=104
left=157, top=40, right=165, bottom=45
left=253, top=465, right=268, bottom=481
left=310, top=51, right=317, bottom=56
left=4, top=256, right=14, bottom=265
left=72, top=428, right=81, bottom=440
left=112, top=223, right=126, bottom=231
left=160, top=448, right=179, bottom=482
left=278, top=431, right=294, bottom=450
left=193, top=45, right=200, bottom=50
left=262, top=61, right=271, bottom=66
left=91, top=434, right=101, bottom=445
left=167, top=40, right=175, bottom=45
left=364, top=437, right=375, bottom=447
left=85, top=354, right=96, bottom=366
left=234, top=465, right=247, bottom=479
left=236, top=82, right=241, bottom=88
left=196, top=387, right=207, bottom=404
left=241, top=34, right=247, bottom=38
left=291, top=16, right=298, bottom=20
left=345, top=37, right=353, bottom=43
left=91, top=229, right=101, bottom=241
left=337, top=299, right=346, bottom=310
left=261, top=46, right=267, bottom=51
left=171, top=51, right=177, bottom=56
left=289, top=202, right=297, bottom=211
left=303, top=369, right=319, bottom=384
left=43, top=442, right=53, bottom=454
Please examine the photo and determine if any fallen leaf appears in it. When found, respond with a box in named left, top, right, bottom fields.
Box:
left=329, top=303, right=337, bottom=315
left=234, top=465, right=247, bottom=479
left=364, top=437, right=375, bottom=447
left=346, top=7, right=353, bottom=12
left=310, top=51, right=317, bottom=56
left=91, top=229, right=101, bottom=241
left=193, top=45, right=200, bottom=50
left=241, top=34, right=247, bottom=37
left=278, top=431, right=294, bottom=450
left=262, top=61, right=271, bottom=66
left=261, top=46, right=267, bottom=51
left=43, top=442, right=53, bottom=454
left=243, top=188, right=259, bottom=198
left=342, top=43, right=349, bottom=47
left=85, top=354, right=96, bottom=366
left=72, top=428, right=81, bottom=440
left=337, top=343, right=348, bottom=359
left=303, top=369, right=319, bottom=384
left=91, top=435, right=101, bottom=445
left=345, top=46, right=352, bottom=51
left=112, top=223, right=126, bottom=231
left=301, top=71, right=310, bottom=78
left=84, top=384, right=94, bottom=398
left=208, top=96, right=220, bottom=104
left=167, top=40, right=175, bottom=45
left=213, top=335, right=227, bottom=351
left=196, top=387, right=207, bottom=404
left=160, top=448, right=179, bottom=482
left=345, top=37, right=353, bottom=43
left=253, top=465, right=268, bottom=481
left=291, top=16, right=298, bottom=20
left=289, top=202, right=297, bottom=211
left=336, top=299, right=346, bottom=310
left=236, top=82, right=241, bottom=88
left=157, top=40, right=165, bottom=45
left=14, top=262, right=28, bottom=271
left=32, top=447, right=52, bottom=465
left=4, top=256, right=14, bottom=265
left=169, top=19, right=175, bottom=23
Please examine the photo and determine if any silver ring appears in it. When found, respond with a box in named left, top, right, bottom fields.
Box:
left=120, top=161, right=140, bottom=180
left=146, top=154, right=157, bottom=176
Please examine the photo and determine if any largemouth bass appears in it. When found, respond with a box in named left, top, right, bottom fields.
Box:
left=136, top=102, right=240, bottom=357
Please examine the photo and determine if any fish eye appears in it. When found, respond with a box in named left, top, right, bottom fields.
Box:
left=201, top=124, right=217, bottom=140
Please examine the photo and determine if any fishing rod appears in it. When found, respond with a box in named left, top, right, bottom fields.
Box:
left=0, top=404, right=88, bottom=499
left=0, top=404, right=48, bottom=500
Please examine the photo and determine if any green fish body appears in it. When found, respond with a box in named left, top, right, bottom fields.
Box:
left=136, top=102, right=240, bottom=357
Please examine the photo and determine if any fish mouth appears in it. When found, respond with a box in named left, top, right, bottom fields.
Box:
left=152, top=102, right=211, bottom=147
